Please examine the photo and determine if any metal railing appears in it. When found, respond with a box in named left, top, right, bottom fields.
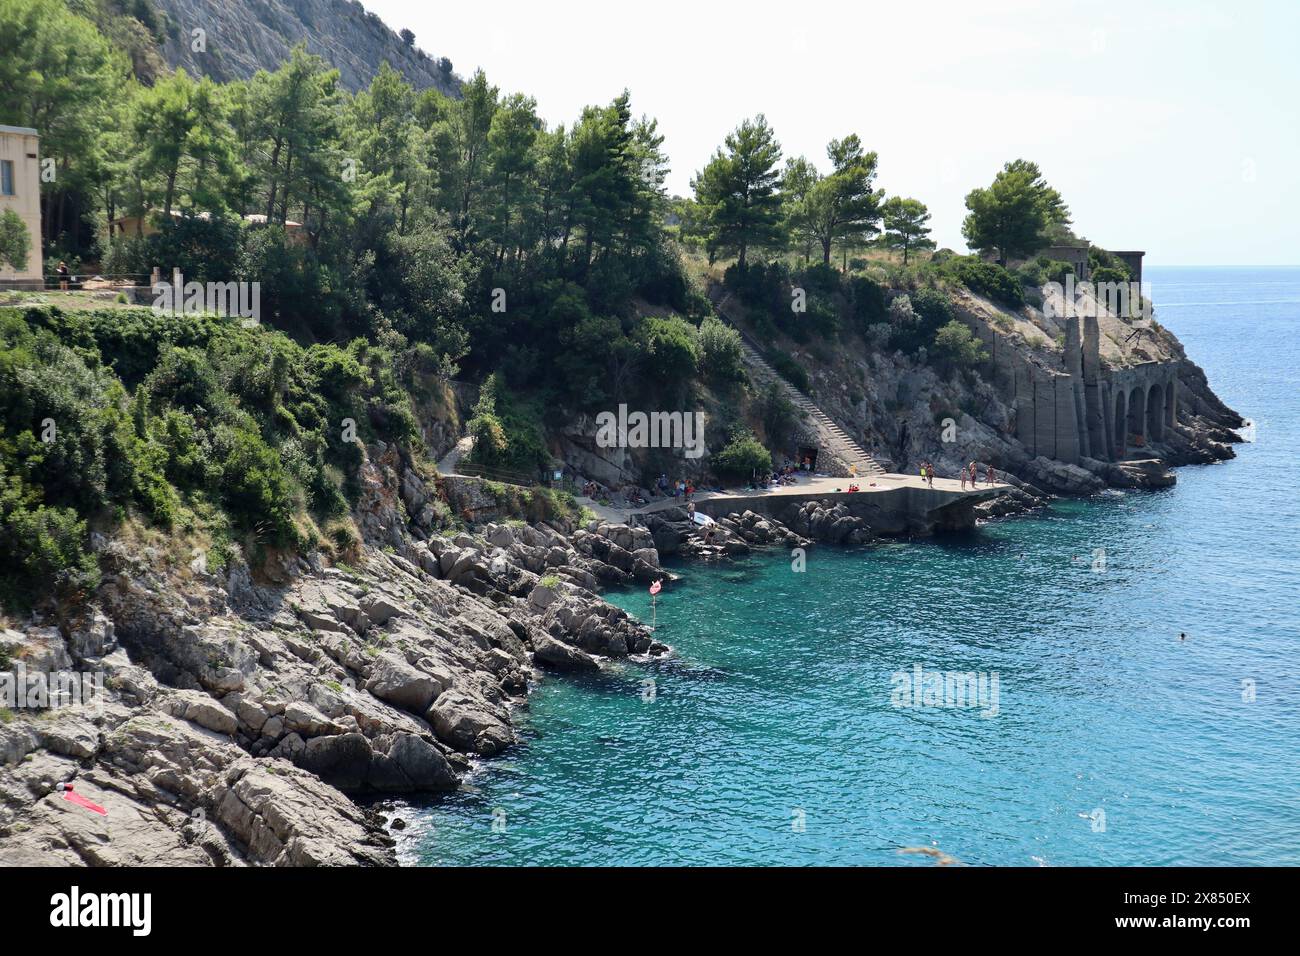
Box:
left=43, top=273, right=151, bottom=289
left=452, top=460, right=547, bottom=488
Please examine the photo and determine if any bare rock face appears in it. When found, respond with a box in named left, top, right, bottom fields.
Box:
left=1022, top=457, right=1107, bottom=496
left=365, top=653, right=443, bottom=714
left=533, top=634, right=601, bottom=672
left=707, top=279, right=1240, bottom=502
left=0, top=458, right=680, bottom=867
left=0, top=768, right=234, bottom=867
left=151, top=0, right=461, bottom=96
left=213, top=758, right=393, bottom=866
left=426, top=691, right=514, bottom=756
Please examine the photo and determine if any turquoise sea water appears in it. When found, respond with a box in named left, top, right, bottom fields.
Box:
left=399, top=266, right=1300, bottom=866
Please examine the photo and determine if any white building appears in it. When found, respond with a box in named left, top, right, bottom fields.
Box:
left=0, top=125, right=42, bottom=284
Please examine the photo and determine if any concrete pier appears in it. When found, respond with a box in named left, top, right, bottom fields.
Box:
left=613, top=473, right=1007, bottom=535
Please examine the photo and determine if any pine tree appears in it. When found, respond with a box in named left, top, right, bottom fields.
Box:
left=691, top=114, right=784, bottom=269
left=806, top=135, right=884, bottom=266
left=962, top=159, right=1070, bottom=265
left=882, top=196, right=935, bottom=264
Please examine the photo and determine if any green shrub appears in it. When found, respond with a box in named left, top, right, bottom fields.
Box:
left=847, top=274, right=887, bottom=332
left=886, top=294, right=920, bottom=353
left=1037, top=257, right=1075, bottom=286
left=724, top=261, right=788, bottom=314
left=0, top=466, right=100, bottom=608
left=711, top=431, right=772, bottom=481
left=0, top=209, right=32, bottom=272
left=210, top=425, right=299, bottom=544
left=911, top=288, right=954, bottom=333
left=798, top=263, right=841, bottom=296
left=0, top=304, right=425, bottom=606
left=1016, top=260, right=1046, bottom=287
left=1088, top=247, right=1132, bottom=281
left=466, top=374, right=546, bottom=474
left=885, top=287, right=958, bottom=356
left=932, top=320, right=989, bottom=370
left=635, top=315, right=700, bottom=389
left=757, top=380, right=797, bottom=447
left=804, top=294, right=840, bottom=340
left=697, top=315, right=747, bottom=387
left=946, top=256, right=1024, bottom=308
left=766, top=349, right=810, bottom=393
left=1091, top=266, right=1128, bottom=286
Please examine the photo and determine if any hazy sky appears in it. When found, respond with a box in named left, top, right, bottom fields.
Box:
left=368, top=0, right=1298, bottom=265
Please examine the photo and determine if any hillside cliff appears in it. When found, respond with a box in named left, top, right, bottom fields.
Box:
left=149, top=0, right=460, bottom=94
left=715, top=276, right=1241, bottom=502
left=551, top=268, right=1241, bottom=513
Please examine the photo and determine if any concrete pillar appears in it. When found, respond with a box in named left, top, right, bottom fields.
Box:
left=1014, top=370, right=1037, bottom=456
left=1064, top=316, right=1083, bottom=378
left=1082, top=315, right=1106, bottom=459
left=1098, top=381, right=1113, bottom=460
left=1064, top=317, right=1090, bottom=460
left=1035, top=377, right=1058, bottom=460
left=1113, top=388, right=1128, bottom=459
left=1056, top=375, right=1081, bottom=464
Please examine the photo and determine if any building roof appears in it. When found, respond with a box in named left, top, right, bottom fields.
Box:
left=243, top=213, right=304, bottom=228
left=0, top=125, right=39, bottom=137
left=108, top=210, right=303, bottom=228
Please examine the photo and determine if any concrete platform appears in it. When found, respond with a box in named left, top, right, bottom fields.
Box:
left=585, top=472, right=1009, bottom=534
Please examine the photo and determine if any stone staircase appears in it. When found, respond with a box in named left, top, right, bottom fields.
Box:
left=721, top=306, right=889, bottom=478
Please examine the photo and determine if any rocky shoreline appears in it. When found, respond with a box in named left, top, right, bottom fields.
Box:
left=0, top=419, right=1241, bottom=865
left=0, top=448, right=845, bottom=865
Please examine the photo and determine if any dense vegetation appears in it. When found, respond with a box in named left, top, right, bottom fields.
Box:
left=0, top=0, right=1117, bottom=608
left=0, top=302, right=439, bottom=606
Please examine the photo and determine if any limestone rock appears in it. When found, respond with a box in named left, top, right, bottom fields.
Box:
left=426, top=691, right=513, bottom=756
left=533, top=634, right=601, bottom=672
left=364, top=652, right=443, bottom=714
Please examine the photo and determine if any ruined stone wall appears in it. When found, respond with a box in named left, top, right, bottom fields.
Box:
left=995, top=313, right=1180, bottom=465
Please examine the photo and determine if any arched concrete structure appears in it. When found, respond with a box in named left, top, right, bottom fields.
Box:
left=1015, top=314, right=1183, bottom=464
left=1127, top=385, right=1146, bottom=449
left=1147, top=382, right=1165, bottom=442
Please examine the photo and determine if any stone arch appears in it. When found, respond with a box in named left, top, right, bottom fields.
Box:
left=1113, top=389, right=1128, bottom=459
left=1146, top=382, right=1165, bottom=442
left=1127, top=385, right=1146, bottom=450
left=1165, top=377, right=1177, bottom=427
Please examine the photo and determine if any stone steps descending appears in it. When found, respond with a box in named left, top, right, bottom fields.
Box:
left=717, top=301, right=888, bottom=478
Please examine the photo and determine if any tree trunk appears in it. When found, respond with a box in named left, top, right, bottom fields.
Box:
left=264, top=137, right=283, bottom=221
